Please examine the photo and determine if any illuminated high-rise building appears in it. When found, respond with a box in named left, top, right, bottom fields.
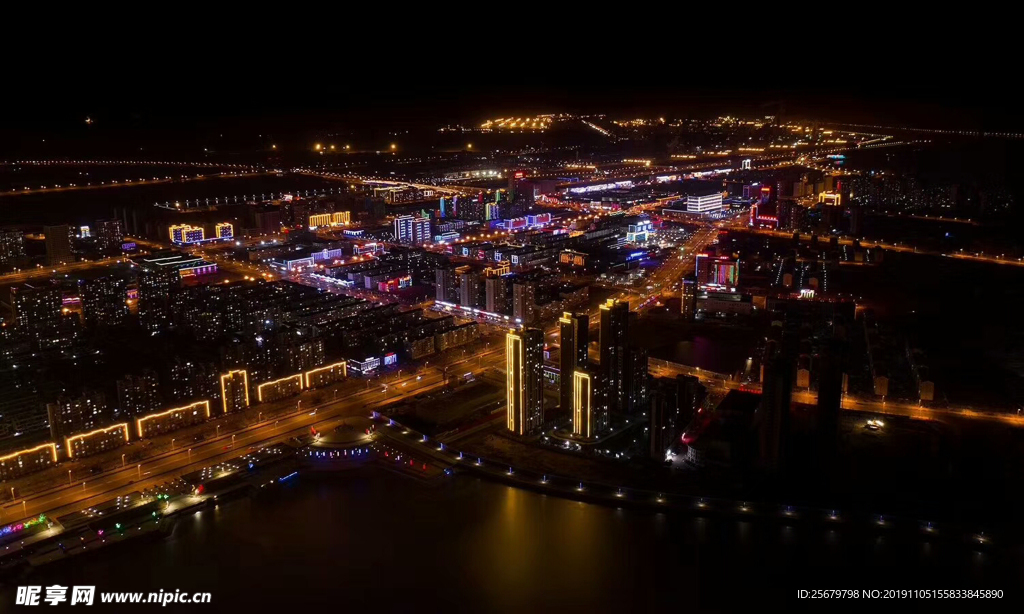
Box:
left=681, top=277, right=697, bottom=321
left=167, top=358, right=218, bottom=403
left=137, top=268, right=179, bottom=332
left=623, top=345, right=649, bottom=416
left=599, top=298, right=629, bottom=412
left=116, top=370, right=161, bottom=419
left=169, top=224, right=205, bottom=244
left=82, top=276, right=130, bottom=328
left=46, top=389, right=109, bottom=440
left=559, top=312, right=589, bottom=414
left=485, top=276, right=511, bottom=314
left=220, top=369, right=250, bottom=413
left=512, top=281, right=536, bottom=325
left=685, top=193, right=723, bottom=215
left=572, top=368, right=607, bottom=438
left=11, top=282, right=62, bottom=339
left=506, top=328, right=544, bottom=436
left=0, top=228, right=26, bottom=265
left=435, top=266, right=460, bottom=303
left=96, top=218, right=125, bottom=253
left=458, top=270, right=483, bottom=308
left=44, top=224, right=74, bottom=265
left=394, top=215, right=431, bottom=245
left=695, top=254, right=739, bottom=288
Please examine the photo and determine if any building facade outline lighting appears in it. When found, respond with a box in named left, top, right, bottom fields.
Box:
left=65, top=423, right=130, bottom=459
left=135, top=401, right=211, bottom=438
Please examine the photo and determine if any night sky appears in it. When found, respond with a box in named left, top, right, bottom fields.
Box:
left=2, top=38, right=1018, bottom=158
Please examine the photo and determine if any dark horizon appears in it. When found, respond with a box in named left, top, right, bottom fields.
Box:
left=3, top=77, right=1023, bottom=158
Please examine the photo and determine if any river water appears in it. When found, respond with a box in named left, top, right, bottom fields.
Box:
left=10, top=468, right=1019, bottom=612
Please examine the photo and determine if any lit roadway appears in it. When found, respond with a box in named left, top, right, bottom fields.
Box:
left=648, top=361, right=1024, bottom=428
left=721, top=213, right=1024, bottom=267
left=0, top=357, right=497, bottom=525
left=295, top=169, right=477, bottom=197
left=0, top=171, right=270, bottom=198
left=0, top=257, right=128, bottom=284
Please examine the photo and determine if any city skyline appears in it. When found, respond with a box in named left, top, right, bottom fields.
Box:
left=2, top=82, right=1022, bottom=610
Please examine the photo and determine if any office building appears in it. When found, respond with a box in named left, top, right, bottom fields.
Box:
left=686, top=193, right=723, bottom=215
left=558, top=312, right=589, bottom=414
left=599, top=299, right=629, bottom=412
left=506, top=328, right=544, bottom=436
left=44, top=224, right=74, bottom=265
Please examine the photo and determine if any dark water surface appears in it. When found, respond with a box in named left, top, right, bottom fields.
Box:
left=8, top=468, right=1019, bottom=612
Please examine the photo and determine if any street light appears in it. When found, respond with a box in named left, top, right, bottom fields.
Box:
left=137, top=464, right=142, bottom=479
left=188, top=448, right=192, bottom=463
left=68, top=469, right=73, bottom=485
left=122, top=453, right=126, bottom=467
